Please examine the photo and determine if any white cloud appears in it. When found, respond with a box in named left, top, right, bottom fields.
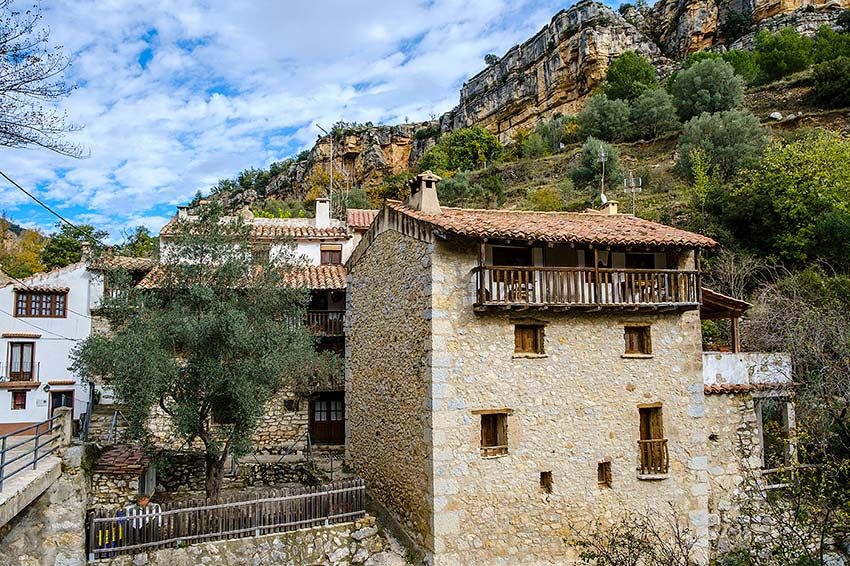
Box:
left=1, top=0, right=568, bottom=239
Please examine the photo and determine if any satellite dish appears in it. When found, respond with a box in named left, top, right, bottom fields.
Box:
left=600, top=192, right=608, bottom=205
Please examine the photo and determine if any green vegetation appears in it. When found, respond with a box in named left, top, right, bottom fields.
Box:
left=577, top=95, right=632, bottom=142
left=813, top=56, right=850, bottom=107
left=41, top=224, right=109, bottom=270
left=629, top=88, right=680, bottom=140
left=720, top=10, right=754, bottom=42
left=117, top=226, right=158, bottom=258
left=754, top=27, right=813, bottom=82
left=0, top=217, right=45, bottom=278
left=670, top=59, right=744, bottom=120
left=570, top=137, right=624, bottom=199
left=417, top=126, right=501, bottom=173
left=677, top=109, right=768, bottom=182
left=603, top=51, right=658, bottom=101
left=253, top=198, right=310, bottom=218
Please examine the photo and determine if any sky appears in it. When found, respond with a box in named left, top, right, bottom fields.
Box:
left=0, top=0, right=589, bottom=242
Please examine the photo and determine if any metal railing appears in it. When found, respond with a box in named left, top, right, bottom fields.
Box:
left=0, top=361, right=41, bottom=382
left=87, top=478, right=366, bottom=560
left=475, top=267, right=700, bottom=308
left=0, top=415, right=62, bottom=491
left=638, top=439, right=669, bottom=475
left=107, top=409, right=130, bottom=444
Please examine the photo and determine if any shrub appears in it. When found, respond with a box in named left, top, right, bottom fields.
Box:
left=630, top=88, right=680, bottom=139
left=670, top=59, right=744, bottom=120
left=436, top=172, right=482, bottom=207
left=416, top=126, right=501, bottom=172
left=754, top=27, right=813, bottom=82
left=525, top=186, right=566, bottom=211
left=812, top=25, right=850, bottom=63
left=720, top=10, right=754, bottom=42
left=569, top=137, right=625, bottom=198
left=521, top=132, right=550, bottom=159
left=345, top=188, right=371, bottom=209
left=813, top=56, right=850, bottom=107
left=721, top=49, right=761, bottom=84
left=603, top=51, right=658, bottom=101
left=535, top=115, right=569, bottom=153
left=677, top=109, right=768, bottom=181
left=839, top=9, right=850, bottom=34
left=577, top=95, right=632, bottom=142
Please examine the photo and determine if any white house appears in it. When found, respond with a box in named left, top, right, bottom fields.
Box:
left=0, top=256, right=152, bottom=434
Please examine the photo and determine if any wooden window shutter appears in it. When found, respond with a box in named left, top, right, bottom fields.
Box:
left=624, top=325, right=651, bottom=354
left=515, top=324, right=543, bottom=354
left=639, top=406, right=663, bottom=440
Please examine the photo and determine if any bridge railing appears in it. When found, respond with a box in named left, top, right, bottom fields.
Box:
left=0, top=413, right=65, bottom=491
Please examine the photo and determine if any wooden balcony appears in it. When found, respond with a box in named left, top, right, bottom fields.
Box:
left=305, top=311, right=344, bottom=336
left=474, top=267, right=700, bottom=310
left=638, top=439, right=669, bottom=475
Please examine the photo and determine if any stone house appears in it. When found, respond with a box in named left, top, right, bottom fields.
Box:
left=345, top=172, right=794, bottom=565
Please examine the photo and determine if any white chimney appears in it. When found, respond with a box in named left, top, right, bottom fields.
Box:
left=315, top=197, right=331, bottom=228
left=407, top=170, right=442, bottom=215
left=599, top=200, right=619, bottom=215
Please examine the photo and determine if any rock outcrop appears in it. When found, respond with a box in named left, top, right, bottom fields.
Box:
left=441, top=0, right=667, bottom=139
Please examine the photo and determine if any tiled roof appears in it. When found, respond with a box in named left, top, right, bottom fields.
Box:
left=701, top=288, right=752, bottom=319
left=160, top=217, right=350, bottom=241
left=286, top=265, right=347, bottom=290
left=92, top=255, right=154, bottom=272
left=13, top=285, right=69, bottom=293
left=347, top=209, right=379, bottom=230
left=704, top=382, right=791, bottom=395
left=388, top=202, right=717, bottom=248
left=93, top=445, right=149, bottom=475
left=1, top=332, right=41, bottom=338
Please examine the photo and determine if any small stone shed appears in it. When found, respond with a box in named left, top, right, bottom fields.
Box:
left=90, top=445, right=156, bottom=509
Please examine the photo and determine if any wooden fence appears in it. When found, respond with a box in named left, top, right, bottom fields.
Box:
left=87, top=478, right=365, bottom=560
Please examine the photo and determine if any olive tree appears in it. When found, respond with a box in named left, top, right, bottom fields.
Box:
left=669, top=59, right=744, bottom=121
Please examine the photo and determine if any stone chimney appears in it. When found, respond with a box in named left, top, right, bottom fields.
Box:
left=177, top=205, right=190, bottom=219
left=407, top=170, right=442, bottom=215
left=599, top=200, right=618, bottom=215
left=315, top=197, right=331, bottom=228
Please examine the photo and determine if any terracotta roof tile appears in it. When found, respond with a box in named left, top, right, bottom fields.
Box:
left=160, top=217, right=350, bottom=240
left=346, top=209, right=379, bottom=230
left=92, top=255, right=154, bottom=272
left=704, top=382, right=791, bottom=395
left=13, top=285, right=69, bottom=293
left=93, top=445, right=149, bottom=475
left=388, top=202, right=717, bottom=248
left=286, top=265, right=347, bottom=290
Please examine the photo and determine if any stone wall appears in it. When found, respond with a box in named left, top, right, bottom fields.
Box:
left=425, top=237, right=709, bottom=566
left=96, top=515, right=407, bottom=566
left=704, top=392, right=762, bottom=556
left=347, top=229, right=435, bottom=553
left=90, top=471, right=139, bottom=509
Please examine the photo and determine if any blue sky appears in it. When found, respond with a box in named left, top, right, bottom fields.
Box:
left=1, top=0, right=595, bottom=241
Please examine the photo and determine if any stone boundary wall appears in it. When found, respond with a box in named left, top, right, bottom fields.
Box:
left=90, top=470, right=139, bottom=509
left=94, top=515, right=407, bottom=566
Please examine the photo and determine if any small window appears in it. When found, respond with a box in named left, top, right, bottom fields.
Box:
left=757, top=397, right=791, bottom=470
left=492, top=246, right=532, bottom=267
left=638, top=405, right=668, bottom=475
left=320, top=244, right=343, bottom=265
left=515, top=324, right=543, bottom=355
left=11, top=391, right=26, bottom=410
left=283, top=399, right=299, bottom=412
left=597, top=461, right=612, bottom=487
left=480, top=413, right=508, bottom=457
left=624, top=325, right=651, bottom=355
left=540, top=471, right=553, bottom=493
left=14, top=291, right=67, bottom=318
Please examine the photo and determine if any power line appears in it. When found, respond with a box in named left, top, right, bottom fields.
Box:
left=3, top=271, right=93, bottom=321
left=0, top=307, right=79, bottom=341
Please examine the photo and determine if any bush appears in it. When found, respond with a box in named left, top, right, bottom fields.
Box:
left=569, top=137, right=624, bottom=198
left=754, top=27, right=813, bottom=82
left=721, top=49, right=761, bottom=84
left=525, top=183, right=570, bottom=211
left=603, top=51, right=658, bottom=101
left=670, top=59, right=744, bottom=120
left=677, top=109, right=768, bottom=182
left=345, top=188, right=371, bottom=209
left=812, top=25, right=850, bottom=63
left=436, top=172, right=482, bottom=207
left=416, top=126, right=501, bottom=172
left=629, top=88, right=680, bottom=139
left=813, top=56, right=850, bottom=107
left=577, top=95, right=632, bottom=142
left=837, top=9, right=850, bottom=34
left=521, top=132, right=550, bottom=159
left=720, top=10, right=754, bottom=42
left=535, top=115, right=570, bottom=153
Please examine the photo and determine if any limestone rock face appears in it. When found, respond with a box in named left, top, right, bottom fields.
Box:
left=441, top=0, right=666, bottom=140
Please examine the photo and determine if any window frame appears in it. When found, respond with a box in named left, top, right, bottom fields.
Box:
left=597, top=461, right=612, bottom=487
left=14, top=291, right=68, bottom=318
left=320, top=244, right=343, bottom=266
left=11, top=390, right=26, bottom=410
left=7, top=341, right=35, bottom=381
left=514, top=324, right=544, bottom=355
left=623, top=324, right=652, bottom=356
left=479, top=412, right=509, bottom=457
left=539, top=471, right=553, bottom=493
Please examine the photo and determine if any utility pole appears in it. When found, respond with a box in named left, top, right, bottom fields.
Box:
left=598, top=145, right=608, bottom=204
left=623, top=170, right=643, bottom=215
left=316, top=123, right=333, bottom=217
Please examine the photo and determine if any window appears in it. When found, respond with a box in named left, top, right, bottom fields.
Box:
left=756, top=397, right=791, bottom=470
left=624, top=325, right=652, bottom=355
left=320, top=244, right=343, bottom=265
left=638, top=404, right=668, bottom=475
left=597, top=461, right=612, bottom=487
left=480, top=412, right=508, bottom=457
left=14, top=291, right=67, bottom=318
left=492, top=246, right=533, bottom=267
left=515, top=324, right=544, bottom=355
left=283, top=399, right=299, bottom=412
left=11, top=391, right=26, bottom=410
left=625, top=253, right=656, bottom=269
left=540, top=471, right=553, bottom=493
left=7, top=342, right=35, bottom=381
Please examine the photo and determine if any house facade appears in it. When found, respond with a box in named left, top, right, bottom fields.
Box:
left=346, top=173, right=793, bottom=565
left=0, top=256, right=151, bottom=435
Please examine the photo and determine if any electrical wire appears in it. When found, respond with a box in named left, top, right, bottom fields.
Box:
left=3, top=272, right=93, bottom=320
left=0, top=307, right=79, bottom=341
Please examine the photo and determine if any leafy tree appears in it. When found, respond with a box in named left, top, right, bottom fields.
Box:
left=369, top=172, right=413, bottom=203
left=718, top=131, right=850, bottom=264
left=479, top=168, right=506, bottom=207
left=253, top=198, right=308, bottom=219
left=0, top=220, right=45, bottom=278
left=677, top=109, right=768, bottom=182
left=345, top=187, right=371, bottom=209
left=813, top=56, right=850, bottom=107
left=525, top=186, right=566, bottom=211
left=71, top=204, right=338, bottom=499
left=812, top=25, right=850, bottom=63
left=603, top=51, right=658, bottom=101
left=839, top=10, right=850, bottom=34
left=118, top=226, right=157, bottom=258
left=436, top=172, right=482, bottom=207
left=417, top=126, right=501, bottom=172
left=0, top=0, right=83, bottom=157
left=570, top=137, right=624, bottom=200
left=754, top=27, right=813, bottom=82
left=720, top=10, right=754, bottom=42
left=521, top=131, right=550, bottom=159
left=41, top=224, right=109, bottom=270
left=721, top=49, right=761, bottom=84
left=629, top=88, right=680, bottom=139
left=577, top=95, right=632, bottom=142
left=670, top=59, right=744, bottom=120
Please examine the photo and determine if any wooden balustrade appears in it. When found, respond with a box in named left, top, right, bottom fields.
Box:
left=304, top=311, right=345, bottom=336
left=638, top=439, right=669, bottom=475
left=475, top=267, right=700, bottom=308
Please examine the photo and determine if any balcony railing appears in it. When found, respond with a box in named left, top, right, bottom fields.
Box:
left=474, top=267, right=700, bottom=309
left=305, top=311, right=344, bottom=336
left=638, top=439, right=669, bottom=475
left=0, top=362, right=40, bottom=382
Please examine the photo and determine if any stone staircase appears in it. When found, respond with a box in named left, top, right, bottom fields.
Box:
left=85, top=404, right=128, bottom=444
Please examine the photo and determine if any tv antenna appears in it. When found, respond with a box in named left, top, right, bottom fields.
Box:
left=623, top=170, right=642, bottom=215
left=598, top=145, right=607, bottom=205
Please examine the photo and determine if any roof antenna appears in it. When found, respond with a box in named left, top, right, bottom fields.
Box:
left=598, top=145, right=608, bottom=205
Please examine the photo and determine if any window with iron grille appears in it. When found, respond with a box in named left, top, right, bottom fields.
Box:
left=11, top=391, right=26, bottom=410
